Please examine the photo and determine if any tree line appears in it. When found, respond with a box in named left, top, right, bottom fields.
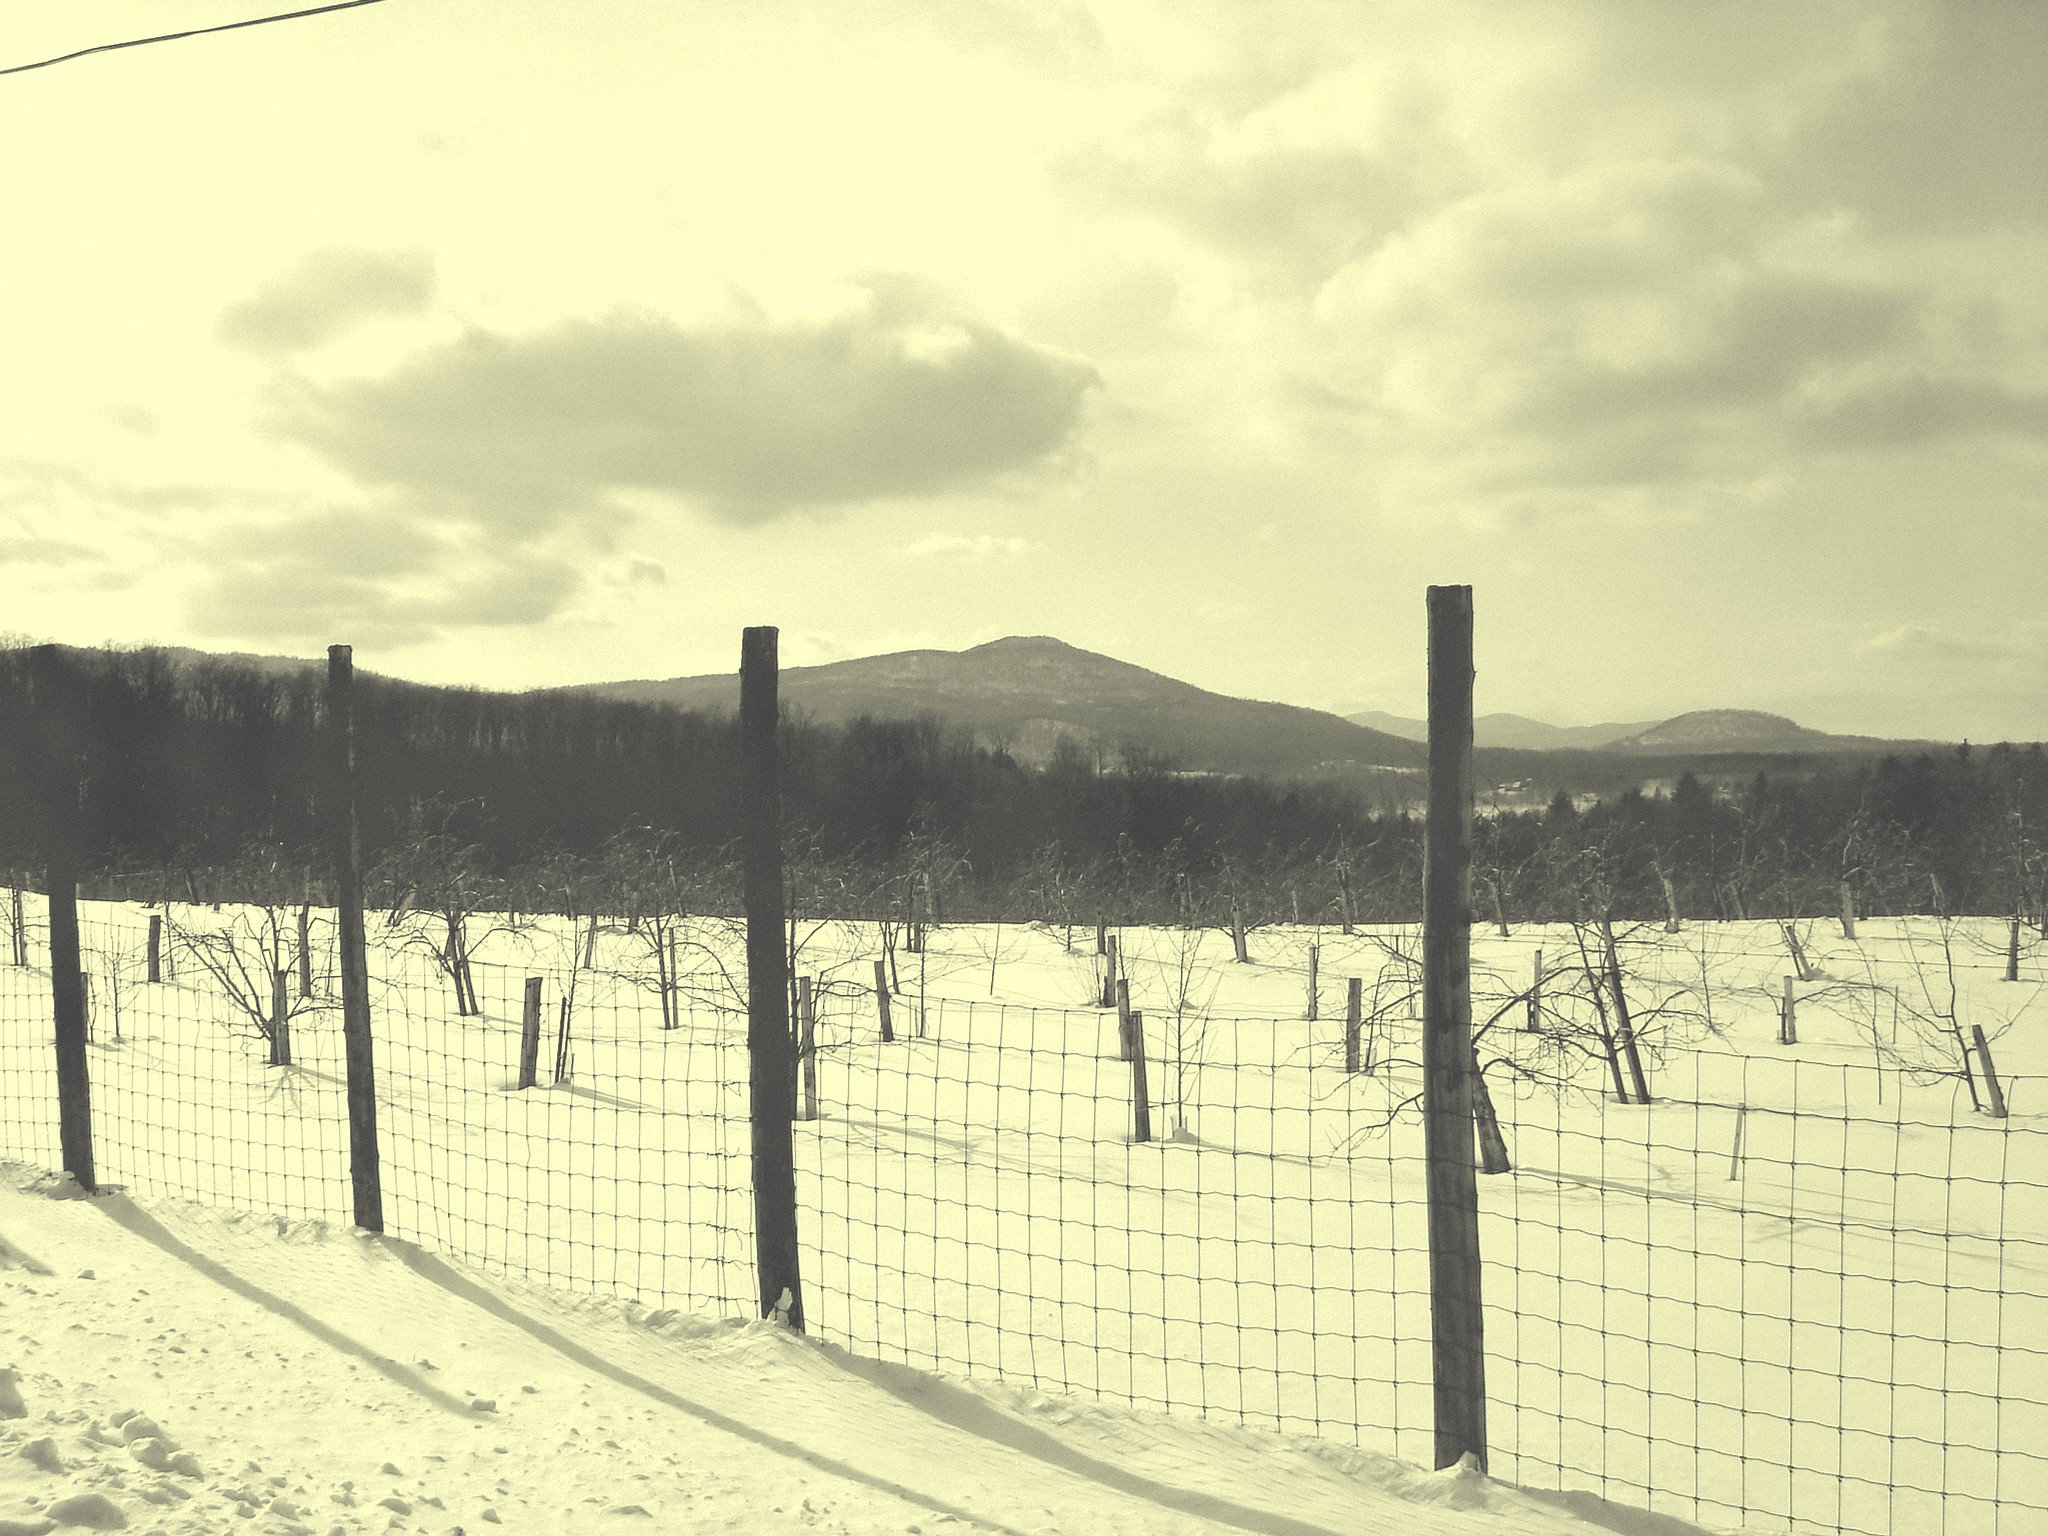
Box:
left=1, top=643, right=2041, bottom=931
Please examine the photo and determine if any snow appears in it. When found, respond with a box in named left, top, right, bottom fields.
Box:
left=0, top=1164, right=1698, bottom=1536
left=4, top=896, right=2045, bottom=1534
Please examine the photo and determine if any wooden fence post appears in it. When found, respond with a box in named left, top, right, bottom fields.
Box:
left=1114, top=977, right=1133, bottom=1062
left=1124, top=1008, right=1151, bottom=1144
left=1306, top=943, right=1319, bottom=1021
left=1779, top=976, right=1797, bottom=1045
left=518, top=976, right=543, bottom=1089
left=1973, top=1026, right=2008, bottom=1118
left=1344, top=977, right=1363, bottom=1073
left=326, top=644, right=383, bottom=1234
left=298, top=904, right=313, bottom=996
left=1100, top=935, right=1119, bottom=1009
left=1782, top=923, right=1814, bottom=982
left=1526, top=947, right=1543, bottom=1031
left=741, top=626, right=805, bottom=1330
left=872, top=958, right=894, bottom=1043
left=30, top=648, right=94, bottom=1194
left=553, top=995, right=572, bottom=1084
left=1421, top=585, right=1487, bottom=1472
left=796, top=976, right=819, bottom=1123
left=2007, top=916, right=2022, bottom=982
left=147, top=913, right=162, bottom=983
left=269, top=968, right=291, bottom=1067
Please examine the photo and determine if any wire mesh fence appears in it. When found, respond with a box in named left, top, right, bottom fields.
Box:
left=2, top=890, right=2043, bottom=1535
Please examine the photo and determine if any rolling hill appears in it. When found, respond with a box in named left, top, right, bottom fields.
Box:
left=1349, top=710, right=1659, bottom=751
left=572, top=635, right=1425, bottom=779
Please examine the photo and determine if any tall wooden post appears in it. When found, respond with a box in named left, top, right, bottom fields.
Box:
left=1526, top=948, right=1543, bottom=1032
left=518, top=976, right=543, bottom=1089
left=30, top=648, right=94, bottom=1194
left=741, top=627, right=805, bottom=1330
left=298, top=904, right=313, bottom=996
left=10, top=886, right=25, bottom=967
left=147, top=913, right=162, bottom=983
left=1344, top=977, right=1363, bottom=1074
left=1305, top=943, right=1320, bottom=1021
left=327, top=645, right=383, bottom=1234
left=1114, top=977, right=1133, bottom=1062
left=1100, top=935, right=1119, bottom=1008
left=1422, top=585, right=1487, bottom=1471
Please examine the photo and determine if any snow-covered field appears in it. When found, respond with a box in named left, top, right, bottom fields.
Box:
left=3, top=895, right=2044, bottom=1535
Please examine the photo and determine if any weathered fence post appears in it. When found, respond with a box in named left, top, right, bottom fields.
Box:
left=518, top=976, right=543, bottom=1089
left=872, top=958, right=894, bottom=1043
left=1779, top=976, right=1797, bottom=1045
left=2007, top=916, right=2022, bottom=982
left=1124, top=1008, right=1151, bottom=1144
left=553, top=995, right=572, bottom=1083
left=298, top=904, right=313, bottom=996
left=147, top=913, right=162, bottom=983
left=1305, top=942, right=1319, bottom=1021
left=1421, top=585, right=1487, bottom=1472
left=269, top=967, right=292, bottom=1067
left=1526, top=947, right=1543, bottom=1031
left=326, top=644, right=383, bottom=1234
left=1973, top=1026, right=2008, bottom=1118
left=1344, top=977, right=1363, bottom=1073
left=1114, top=976, right=1133, bottom=1062
left=30, top=647, right=94, bottom=1194
left=1100, top=934, right=1119, bottom=1008
left=741, top=626, right=805, bottom=1330
left=796, top=976, right=819, bottom=1123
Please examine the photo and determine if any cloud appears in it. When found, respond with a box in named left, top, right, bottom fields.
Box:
left=904, top=533, right=1034, bottom=560
left=217, top=246, right=437, bottom=356
left=180, top=507, right=585, bottom=649
left=1305, top=156, right=2042, bottom=499
left=257, top=281, right=1100, bottom=524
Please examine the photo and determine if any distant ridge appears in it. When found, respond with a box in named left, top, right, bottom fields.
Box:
left=572, top=635, right=1424, bottom=778
left=1349, top=710, right=1657, bottom=751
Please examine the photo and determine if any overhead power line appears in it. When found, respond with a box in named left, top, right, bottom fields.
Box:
left=1, top=0, right=388, bottom=78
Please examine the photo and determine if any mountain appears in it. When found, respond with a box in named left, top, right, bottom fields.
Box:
left=1349, top=710, right=1657, bottom=751
left=1603, top=709, right=1944, bottom=756
left=574, top=636, right=1424, bottom=778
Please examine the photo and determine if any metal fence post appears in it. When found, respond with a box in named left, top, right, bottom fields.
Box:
left=327, top=644, right=383, bottom=1234
left=741, top=626, right=805, bottom=1330
left=1422, top=585, right=1487, bottom=1471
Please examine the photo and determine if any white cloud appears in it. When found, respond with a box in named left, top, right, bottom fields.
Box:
left=904, top=534, right=1036, bottom=560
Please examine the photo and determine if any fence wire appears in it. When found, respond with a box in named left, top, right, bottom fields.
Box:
left=1, top=893, right=2042, bottom=1536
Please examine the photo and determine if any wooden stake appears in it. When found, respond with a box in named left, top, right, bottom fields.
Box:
left=797, top=976, right=819, bottom=1123
left=1345, top=976, right=1363, bottom=1073
left=270, top=968, right=291, bottom=1067
left=1421, top=585, right=1487, bottom=1472
left=1305, top=943, right=1319, bottom=1021
left=1115, top=976, right=1132, bottom=1062
left=740, top=626, right=805, bottom=1331
left=147, top=912, right=162, bottom=983
left=1973, top=1026, right=2008, bottom=1118
left=1101, top=934, right=1120, bottom=1009
left=873, top=958, right=894, bottom=1043
left=518, top=976, right=543, bottom=1089
left=1779, top=976, right=1797, bottom=1045
left=1125, top=1008, right=1151, bottom=1144
left=1526, top=948, right=1542, bottom=1032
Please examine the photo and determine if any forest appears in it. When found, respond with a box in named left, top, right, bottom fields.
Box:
left=1, top=642, right=2042, bottom=933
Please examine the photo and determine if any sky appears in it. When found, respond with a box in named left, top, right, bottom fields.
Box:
left=2, top=0, right=2043, bottom=740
